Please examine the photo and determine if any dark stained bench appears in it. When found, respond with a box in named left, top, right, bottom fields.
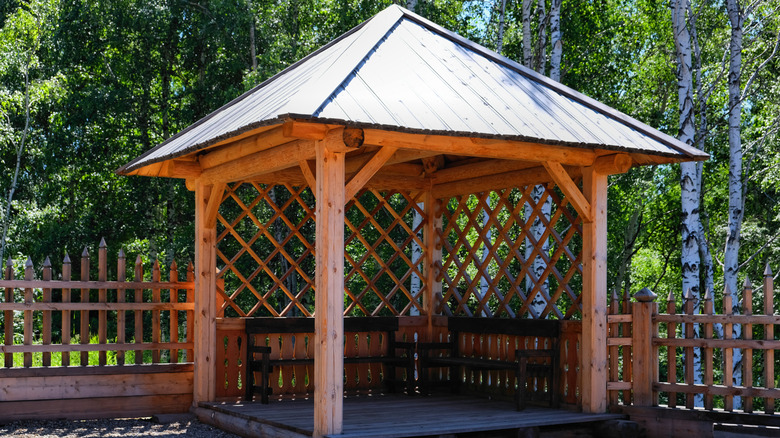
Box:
left=418, top=317, right=559, bottom=410
left=245, top=317, right=415, bottom=403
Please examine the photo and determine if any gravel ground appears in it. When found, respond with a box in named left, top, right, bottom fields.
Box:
left=0, top=416, right=241, bottom=437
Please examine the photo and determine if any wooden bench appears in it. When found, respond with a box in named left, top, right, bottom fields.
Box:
left=245, top=317, right=414, bottom=403
left=418, top=317, right=559, bottom=410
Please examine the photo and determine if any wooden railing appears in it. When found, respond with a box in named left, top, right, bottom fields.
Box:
left=607, top=268, right=780, bottom=415
left=0, top=239, right=195, bottom=368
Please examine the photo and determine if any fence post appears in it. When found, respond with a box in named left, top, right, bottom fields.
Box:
left=632, top=287, right=657, bottom=406
left=764, top=264, right=775, bottom=414
left=23, top=257, right=33, bottom=368
left=4, top=257, right=13, bottom=368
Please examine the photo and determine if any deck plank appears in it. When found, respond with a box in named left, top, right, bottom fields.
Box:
left=200, top=395, right=624, bottom=438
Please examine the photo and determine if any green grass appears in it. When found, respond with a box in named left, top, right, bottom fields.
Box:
left=8, top=335, right=172, bottom=367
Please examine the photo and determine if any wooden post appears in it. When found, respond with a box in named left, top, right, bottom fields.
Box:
left=608, top=290, right=619, bottom=406
left=313, top=135, right=346, bottom=438
left=170, top=260, right=179, bottom=363
left=684, top=288, right=694, bottom=409
left=764, top=264, right=774, bottom=414
left=723, top=285, right=734, bottom=411
left=62, top=254, right=71, bottom=367
left=23, top=257, right=33, bottom=368
left=42, top=257, right=52, bottom=367
left=632, top=287, right=658, bottom=406
left=3, top=258, right=12, bottom=368
left=80, top=248, right=90, bottom=366
left=194, top=181, right=220, bottom=405
left=703, top=289, right=714, bottom=410
left=666, top=290, right=677, bottom=408
left=580, top=166, right=608, bottom=413
left=117, top=249, right=126, bottom=366
left=98, top=238, right=108, bottom=366
left=424, top=191, right=443, bottom=341
left=743, top=278, right=753, bottom=413
left=134, top=255, right=144, bottom=365
left=152, top=259, right=161, bottom=363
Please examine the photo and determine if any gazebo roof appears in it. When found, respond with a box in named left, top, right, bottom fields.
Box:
left=118, top=4, right=707, bottom=176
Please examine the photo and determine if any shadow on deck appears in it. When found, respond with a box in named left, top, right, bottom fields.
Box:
left=195, top=395, right=625, bottom=438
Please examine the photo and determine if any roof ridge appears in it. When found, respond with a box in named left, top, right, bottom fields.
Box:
left=290, top=5, right=405, bottom=117
left=395, top=6, right=707, bottom=160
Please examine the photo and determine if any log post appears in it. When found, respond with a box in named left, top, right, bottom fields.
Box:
left=424, top=191, right=443, bottom=340
left=581, top=166, right=608, bottom=413
left=313, top=133, right=346, bottom=438
left=632, top=287, right=658, bottom=406
left=193, top=181, right=221, bottom=405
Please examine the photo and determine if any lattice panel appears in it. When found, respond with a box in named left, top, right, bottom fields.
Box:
left=217, top=183, right=316, bottom=317
left=438, top=185, right=583, bottom=319
left=345, top=189, right=426, bottom=316
left=216, top=183, right=427, bottom=317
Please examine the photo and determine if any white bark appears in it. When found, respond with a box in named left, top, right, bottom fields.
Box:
left=525, top=185, right=551, bottom=318
left=726, top=0, right=744, bottom=402
left=0, top=52, right=32, bottom=264
left=672, top=0, right=706, bottom=406
left=496, top=0, right=506, bottom=55
left=536, top=0, right=548, bottom=74
left=406, top=0, right=417, bottom=11
left=248, top=0, right=257, bottom=71
left=549, top=0, right=562, bottom=82
left=478, top=195, right=493, bottom=317
left=410, top=202, right=424, bottom=316
left=522, top=0, right=534, bottom=68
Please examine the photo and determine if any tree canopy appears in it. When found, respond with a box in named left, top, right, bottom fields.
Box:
left=1, top=0, right=778, bottom=302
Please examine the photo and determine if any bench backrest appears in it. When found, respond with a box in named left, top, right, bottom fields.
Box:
left=245, top=316, right=399, bottom=334
left=447, top=317, right=559, bottom=338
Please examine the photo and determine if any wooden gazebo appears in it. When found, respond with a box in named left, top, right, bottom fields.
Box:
left=119, top=5, right=707, bottom=437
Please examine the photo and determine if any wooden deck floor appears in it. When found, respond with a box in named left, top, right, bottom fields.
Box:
left=196, top=395, right=624, bottom=438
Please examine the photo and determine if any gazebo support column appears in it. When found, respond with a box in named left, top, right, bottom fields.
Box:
left=580, top=167, right=608, bottom=413
left=424, top=191, right=443, bottom=340
left=313, top=139, right=346, bottom=438
left=193, top=181, right=223, bottom=406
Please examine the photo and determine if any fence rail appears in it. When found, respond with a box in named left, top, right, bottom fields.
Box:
left=608, top=267, right=780, bottom=415
left=0, top=239, right=194, bottom=368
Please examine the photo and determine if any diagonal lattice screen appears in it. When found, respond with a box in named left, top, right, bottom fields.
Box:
left=216, top=183, right=427, bottom=317
left=438, top=185, right=583, bottom=319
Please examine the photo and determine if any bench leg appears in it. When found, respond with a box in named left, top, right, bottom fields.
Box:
left=516, top=357, right=528, bottom=411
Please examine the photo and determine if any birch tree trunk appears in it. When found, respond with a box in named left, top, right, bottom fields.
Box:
left=0, top=45, right=34, bottom=264
left=479, top=195, right=493, bottom=317
left=725, top=0, right=744, bottom=403
left=248, top=0, right=257, bottom=71
left=525, top=185, right=551, bottom=318
left=522, top=0, right=534, bottom=68
left=496, top=0, right=506, bottom=55
left=410, top=202, right=424, bottom=316
left=549, top=0, right=563, bottom=82
left=536, top=0, right=548, bottom=75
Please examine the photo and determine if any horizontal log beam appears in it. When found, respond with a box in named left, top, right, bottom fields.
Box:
left=433, top=159, right=539, bottom=184
left=198, top=126, right=290, bottom=169
left=432, top=166, right=553, bottom=199
left=593, top=153, right=632, bottom=175
left=364, top=129, right=597, bottom=166
left=200, top=139, right=316, bottom=184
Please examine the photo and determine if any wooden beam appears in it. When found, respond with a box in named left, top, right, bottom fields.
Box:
left=543, top=161, right=592, bottom=223
left=433, top=159, right=539, bottom=184
left=344, top=146, right=398, bottom=201
left=580, top=166, right=608, bottom=414
left=193, top=182, right=218, bottom=406
left=249, top=167, right=430, bottom=193
left=283, top=120, right=333, bottom=140
left=197, top=126, right=290, bottom=169
left=199, top=139, right=315, bottom=184
left=204, top=183, right=226, bottom=228
left=313, top=140, right=346, bottom=437
left=164, top=160, right=202, bottom=179
left=432, top=166, right=553, bottom=199
left=593, top=153, right=632, bottom=175
left=299, top=160, right=317, bottom=189
left=363, top=129, right=597, bottom=166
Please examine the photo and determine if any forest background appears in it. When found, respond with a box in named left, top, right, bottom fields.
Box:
left=0, top=0, right=779, bottom=308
